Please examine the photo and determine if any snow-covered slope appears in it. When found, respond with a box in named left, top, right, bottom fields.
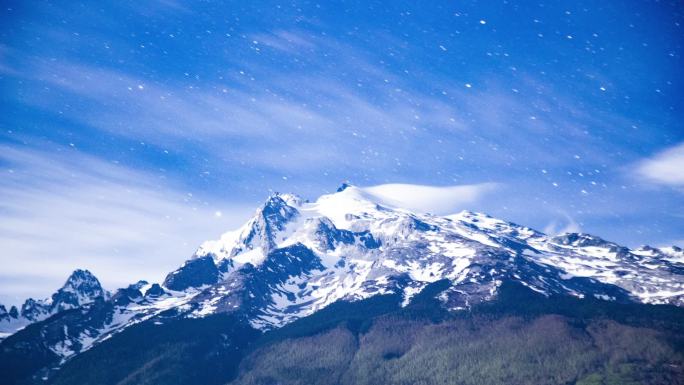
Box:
left=187, top=185, right=684, bottom=329
left=2, top=184, right=683, bottom=364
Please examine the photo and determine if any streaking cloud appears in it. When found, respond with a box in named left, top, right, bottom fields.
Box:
left=635, top=142, right=684, bottom=188
left=361, top=183, right=498, bottom=215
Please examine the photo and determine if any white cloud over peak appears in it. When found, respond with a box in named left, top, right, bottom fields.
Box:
left=635, top=142, right=684, bottom=188
left=360, top=183, right=498, bottom=215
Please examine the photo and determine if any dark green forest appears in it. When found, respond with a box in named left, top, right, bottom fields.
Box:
left=232, top=282, right=684, bottom=385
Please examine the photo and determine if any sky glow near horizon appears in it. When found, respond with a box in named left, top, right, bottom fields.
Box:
left=1, top=0, right=683, bottom=304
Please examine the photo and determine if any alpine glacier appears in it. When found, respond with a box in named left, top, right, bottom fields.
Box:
left=2, top=184, right=683, bottom=366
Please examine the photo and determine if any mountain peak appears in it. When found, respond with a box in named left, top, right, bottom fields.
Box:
left=64, top=269, right=98, bottom=286
left=261, top=193, right=300, bottom=213
left=550, top=232, right=611, bottom=247
left=194, top=192, right=302, bottom=265
left=60, top=269, right=103, bottom=295
left=50, top=269, right=105, bottom=312
left=264, top=192, right=303, bottom=207
left=336, top=181, right=353, bottom=192
left=0, top=304, right=19, bottom=322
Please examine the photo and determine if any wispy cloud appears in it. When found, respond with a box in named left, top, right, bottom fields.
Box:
left=17, top=53, right=628, bottom=186
left=251, top=30, right=317, bottom=54
left=361, top=183, right=498, bottom=215
left=635, top=142, right=684, bottom=189
left=18, top=57, right=472, bottom=175
left=543, top=212, right=582, bottom=235
left=0, top=145, right=252, bottom=305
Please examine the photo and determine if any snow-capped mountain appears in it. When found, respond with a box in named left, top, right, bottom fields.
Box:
left=2, top=184, right=683, bottom=368
left=0, top=269, right=106, bottom=338
left=186, top=184, right=684, bottom=329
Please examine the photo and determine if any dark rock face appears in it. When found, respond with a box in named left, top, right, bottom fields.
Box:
left=111, top=281, right=147, bottom=306
left=0, top=305, right=5, bottom=317
left=163, top=256, right=220, bottom=291
left=336, top=182, right=352, bottom=192
left=185, top=243, right=328, bottom=326
left=218, top=258, right=235, bottom=274
left=49, top=269, right=106, bottom=313
left=258, top=244, right=324, bottom=284
left=240, top=243, right=326, bottom=321
left=230, top=194, right=300, bottom=257
left=551, top=233, right=609, bottom=247
left=310, top=217, right=380, bottom=251
left=0, top=305, right=16, bottom=322
left=145, top=283, right=165, bottom=298
left=20, top=298, right=49, bottom=321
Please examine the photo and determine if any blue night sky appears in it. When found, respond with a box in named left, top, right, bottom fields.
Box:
left=1, top=1, right=683, bottom=303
